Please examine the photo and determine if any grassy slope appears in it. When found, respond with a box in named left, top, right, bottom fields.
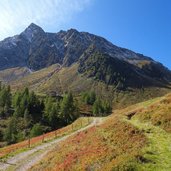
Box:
left=30, top=116, right=146, bottom=171
left=132, top=93, right=171, bottom=133
left=128, top=119, right=171, bottom=171
left=0, top=117, right=92, bottom=160
left=4, top=63, right=170, bottom=109
left=31, top=93, right=171, bottom=171
left=10, top=64, right=60, bottom=91
left=122, top=93, right=171, bottom=170
left=0, top=67, right=31, bottom=83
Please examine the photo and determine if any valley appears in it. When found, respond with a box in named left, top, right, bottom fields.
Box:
left=1, top=93, right=171, bottom=170
left=0, top=23, right=170, bottom=170
left=30, top=93, right=171, bottom=171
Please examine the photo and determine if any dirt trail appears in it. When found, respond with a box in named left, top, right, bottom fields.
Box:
left=0, top=118, right=102, bottom=171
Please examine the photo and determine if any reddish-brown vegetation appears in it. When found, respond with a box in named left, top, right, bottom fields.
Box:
left=0, top=118, right=89, bottom=158
left=30, top=116, right=146, bottom=171
left=133, top=94, right=171, bottom=132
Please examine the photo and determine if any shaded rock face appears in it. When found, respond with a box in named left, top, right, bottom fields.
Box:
left=19, top=23, right=64, bottom=70
left=0, top=23, right=152, bottom=70
left=78, top=50, right=170, bottom=89
left=0, top=23, right=170, bottom=88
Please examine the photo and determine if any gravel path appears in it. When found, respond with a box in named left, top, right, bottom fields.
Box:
left=0, top=118, right=102, bottom=171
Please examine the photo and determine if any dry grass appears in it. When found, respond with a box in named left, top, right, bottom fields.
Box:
left=0, top=117, right=91, bottom=159
left=1, top=64, right=169, bottom=110
left=0, top=67, right=30, bottom=83
left=3, top=92, right=171, bottom=170
left=30, top=115, right=146, bottom=171
left=10, top=64, right=60, bottom=92
left=131, top=93, right=171, bottom=133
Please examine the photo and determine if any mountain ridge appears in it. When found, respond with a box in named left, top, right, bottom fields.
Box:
left=0, top=23, right=171, bottom=98
left=0, top=23, right=167, bottom=69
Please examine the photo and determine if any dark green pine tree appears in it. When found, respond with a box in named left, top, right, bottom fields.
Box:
left=44, top=96, right=64, bottom=128
left=44, top=97, right=53, bottom=116
left=0, top=85, right=12, bottom=117
left=12, top=91, right=23, bottom=117
left=4, top=116, right=18, bottom=144
left=102, top=100, right=112, bottom=115
left=30, top=123, right=43, bottom=138
left=82, top=91, right=96, bottom=105
left=28, top=91, right=44, bottom=122
left=12, top=92, right=21, bottom=109
left=89, top=91, right=96, bottom=105
left=92, top=98, right=103, bottom=116
left=48, top=102, right=60, bottom=128
left=60, top=92, right=79, bottom=124
left=24, top=108, right=32, bottom=128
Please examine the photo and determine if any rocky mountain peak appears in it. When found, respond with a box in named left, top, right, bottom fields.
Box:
left=62, top=28, right=80, bottom=41
left=67, top=28, right=79, bottom=33
left=0, top=23, right=170, bottom=87
left=21, top=23, right=45, bottom=42
left=27, top=23, right=43, bottom=31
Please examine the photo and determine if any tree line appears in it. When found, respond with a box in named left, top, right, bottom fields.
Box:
left=81, top=91, right=112, bottom=116
left=0, top=84, right=112, bottom=145
left=0, top=85, right=79, bottom=144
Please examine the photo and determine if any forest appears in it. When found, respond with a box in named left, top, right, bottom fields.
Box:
left=0, top=83, right=111, bottom=146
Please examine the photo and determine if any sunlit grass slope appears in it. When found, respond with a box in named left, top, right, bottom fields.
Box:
left=10, top=64, right=60, bottom=91
left=121, top=93, right=171, bottom=170
left=31, top=93, right=171, bottom=171
left=0, top=117, right=92, bottom=159
left=0, top=67, right=30, bottom=83
left=30, top=116, right=146, bottom=171
left=4, top=63, right=170, bottom=109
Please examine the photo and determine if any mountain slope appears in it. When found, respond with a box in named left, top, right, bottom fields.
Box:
left=78, top=49, right=171, bottom=89
left=30, top=93, right=171, bottom=171
left=0, top=67, right=31, bottom=83
left=7, top=63, right=170, bottom=109
left=0, top=23, right=171, bottom=105
left=0, top=23, right=170, bottom=81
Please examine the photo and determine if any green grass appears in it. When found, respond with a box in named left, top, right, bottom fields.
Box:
left=127, top=118, right=171, bottom=171
left=119, top=93, right=171, bottom=170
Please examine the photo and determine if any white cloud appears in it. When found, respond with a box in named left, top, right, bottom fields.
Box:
left=0, top=0, right=92, bottom=40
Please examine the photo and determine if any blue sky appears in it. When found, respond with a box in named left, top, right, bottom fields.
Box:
left=0, top=0, right=170, bottom=69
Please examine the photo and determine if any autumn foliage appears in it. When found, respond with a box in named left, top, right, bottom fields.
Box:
left=0, top=117, right=90, bottom=158
left=133, top=94, right=171, bottom=133
left=30, top=116, right=146, bottom=171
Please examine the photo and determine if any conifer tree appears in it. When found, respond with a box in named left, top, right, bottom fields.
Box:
left=4, top=116, right=18, bottom=144
left=60, top=92, right=79, bottom=124
left=24, top=108, right=32, bottom=128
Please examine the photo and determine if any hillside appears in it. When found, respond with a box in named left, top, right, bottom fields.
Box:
left=9, top=64, right=61, bottom=92
left=0, top=67, right=31, bottom=83
left=0, top=24, right=171, bottom=171
left=0, top=23, right=171, bottom=106
left=6, top=63, right=170, bottom=109
left=1, top=93, right=171, bottom=170
left=29, top=93, right=171, bottom=171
